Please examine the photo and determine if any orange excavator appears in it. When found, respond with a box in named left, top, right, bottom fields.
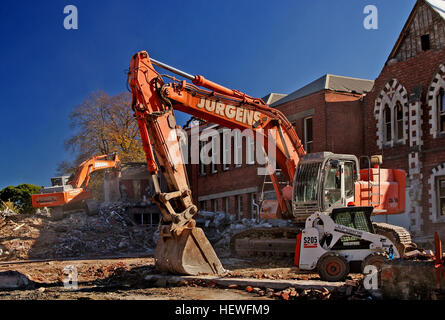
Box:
left=32, top=153, right=120, bottom=220
left=128, top=51, right=413, bottom=276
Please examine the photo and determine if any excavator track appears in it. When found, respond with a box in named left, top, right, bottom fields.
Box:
left=372, top=222, right=417, bottom=257
left=230, top=222, right=417, bottom=260
left=230, top=227, right=301, bottom=258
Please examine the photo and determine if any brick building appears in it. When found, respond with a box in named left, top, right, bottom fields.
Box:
left=185, top=0, right=445, bottom=240
left=188, top=74, right=373, bottom=219
left=271, top=74, right=374, bottom=156
left=187, top=122, right=265, bottom=219
left=363, top=0, right=445, bottom=238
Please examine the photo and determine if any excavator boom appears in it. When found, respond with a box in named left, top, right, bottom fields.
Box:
left=128, top=51, right=308, bottom=275
left=128, top=51, right=408, bottom=275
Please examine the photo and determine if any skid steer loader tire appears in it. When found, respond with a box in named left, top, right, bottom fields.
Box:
left=361, top=252, right=388, bottom=273
left=317, top=253, right=350, bottom=282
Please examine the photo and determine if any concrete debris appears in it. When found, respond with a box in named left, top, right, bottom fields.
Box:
left=0, top=201, right=157, bottom=261
left=13, top=224, right=25, bottom=231
left=241, top=281, right=377, bottom=301
left=35, top=208, right=51, bottom=218
left=381, top=259, right=445, bottom=299
left=196, top=210, right=293, bottom=256
left=146, top=273, right=379, bottom=301
left=0, top=208, right=18, bottom=218
left=0, top=271, right=33, bottom=290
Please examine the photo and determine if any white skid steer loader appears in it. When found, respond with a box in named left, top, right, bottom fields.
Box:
left=295, top=206, right=399, bottom=282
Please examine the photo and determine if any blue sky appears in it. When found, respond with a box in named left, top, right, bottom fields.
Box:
left=0, top=0, right=415, bottom=188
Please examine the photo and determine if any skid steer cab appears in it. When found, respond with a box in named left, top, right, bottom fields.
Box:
left=295, top=206, right=399, bottom=282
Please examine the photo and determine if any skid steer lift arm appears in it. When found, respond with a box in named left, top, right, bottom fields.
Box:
left=127, top=51, right=306, bottom=275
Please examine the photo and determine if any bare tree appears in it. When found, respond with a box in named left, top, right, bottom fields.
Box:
left=62, top=90, right=144, bottom=171
left=58, top=91, right=145, bottom=199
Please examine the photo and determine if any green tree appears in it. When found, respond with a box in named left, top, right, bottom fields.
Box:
left=0, top=184, right=42, bottom=214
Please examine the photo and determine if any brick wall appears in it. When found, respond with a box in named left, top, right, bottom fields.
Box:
left=187, top=89, right=366, bottom=219
left=363, top=47, right=445, bottom=237
left=276, top=91, right=328, bottom=152
left=276, top=90, right=364, bottom=156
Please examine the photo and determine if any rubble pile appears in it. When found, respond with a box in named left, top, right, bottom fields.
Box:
left=0, top=202, right=157, bottom=261
left=0, top=208, right=18, bottom=218
left=196, top=210, right=293, bottom=256
left=180, top=277, right=378, bottom=300
left=242, top=279, right=378, bottom=300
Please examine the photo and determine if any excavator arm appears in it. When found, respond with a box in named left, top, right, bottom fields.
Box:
left=128, top=51, right=306, bottom=275
left=69, top=153, right=121, bottom=189
left=32, top=153, right=120, bottom=210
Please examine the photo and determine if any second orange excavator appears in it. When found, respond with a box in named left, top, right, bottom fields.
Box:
left=32, top=153, right=121, bottom=220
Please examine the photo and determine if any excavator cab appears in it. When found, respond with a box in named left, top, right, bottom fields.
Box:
left=292, top=152, right=359, bottom=222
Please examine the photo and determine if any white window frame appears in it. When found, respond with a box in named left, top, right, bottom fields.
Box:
left=428, top=163, right=445, bottom=223
left=303, top=116, right=313, bottom=152
left=211, top=199, right=218, bottom=212
left=199, top=141, right=206, bottom=175
left=395, top=101, right=404, bottom=143
left=234, top=130, right=242, bottom=168
left=236, top=195, right=242, bottom=219
left=222, top=130, right=231, bottom=171
left=438, top=88, right=445, bottom=134
left=246, top=135, right=255, bottom=165
left=251, top=192, right=257, bottom=218
left=383, top=104, right=392, bottom=144
left=210, top=135, right=218, bottom=174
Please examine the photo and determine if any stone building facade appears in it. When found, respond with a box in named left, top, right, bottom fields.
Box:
left=363, top=0, right=445, bottom=238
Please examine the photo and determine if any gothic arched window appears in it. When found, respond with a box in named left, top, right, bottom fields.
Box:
left=384, top=104, right=392, bottom=143
left=395, top=101, right=404, bottom=141
left=438, top=88, right=445, bottom=133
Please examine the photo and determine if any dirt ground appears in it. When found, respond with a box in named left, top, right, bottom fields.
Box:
left=0, top=255, right=364, bottom=300
left=0, top=257, right=271, bottom=300
left=0, top=210, right=365, bottom=300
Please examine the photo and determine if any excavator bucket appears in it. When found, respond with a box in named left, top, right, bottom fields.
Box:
left=155, top=227, right=225, bottom=275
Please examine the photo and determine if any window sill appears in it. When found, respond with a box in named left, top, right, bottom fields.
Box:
left=383, top=140, right=405, bottom=148
left=433, top=215, right=445, bottom=224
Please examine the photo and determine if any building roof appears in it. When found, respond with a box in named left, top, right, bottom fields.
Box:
left=262, top=93, right=287, bottom=105
left=426, top=0, right=445, bottom=20
left=388, top=0, right=445, bottom=61
left=271, top=74, right=374, bottom=107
